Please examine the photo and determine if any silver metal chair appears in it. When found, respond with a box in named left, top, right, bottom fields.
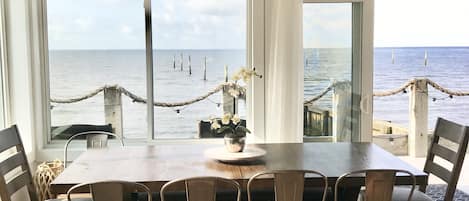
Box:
left=335, top=169, right=416, bottom=201
left=63, top=131, right=124, bottom=167
left=66, top=180, right=152, bottom=201
left=160, top=176, right=241, bottom=201
left=247, top=170, right=329, bottom=201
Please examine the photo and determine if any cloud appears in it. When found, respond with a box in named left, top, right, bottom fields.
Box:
left=74, top=17, right=94, bottom=31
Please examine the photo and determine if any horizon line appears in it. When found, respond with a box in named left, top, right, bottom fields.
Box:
left=49, top=46, right=469, bottom=51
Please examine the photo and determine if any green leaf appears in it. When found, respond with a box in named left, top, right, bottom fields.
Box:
left=236, top=126, right=251, bottom=134
left=216, top=126, right=229, bottom=134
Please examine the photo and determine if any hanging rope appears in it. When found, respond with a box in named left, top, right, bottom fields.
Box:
left=426, top=79, right=469, bottom=96
left=373, top=79, right=416, bottom=97
left=304, top=81, right=351, bottom=104
left=51, top=82, right=245, bottom=108
left=50, top=86, right=107, bottom=103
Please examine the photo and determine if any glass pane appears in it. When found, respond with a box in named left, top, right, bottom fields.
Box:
left=152, top=0, right=247, bottom=139
left=47, top=0, right=147, bottom=139
left=303, top=3, right=354, bottom=141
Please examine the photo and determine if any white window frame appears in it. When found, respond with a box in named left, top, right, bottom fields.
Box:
left=0, top=0, right=8, bottom=128
left=35, top=0, right=265, bottom=152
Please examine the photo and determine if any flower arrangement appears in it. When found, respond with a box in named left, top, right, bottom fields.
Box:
left=210, top=113, right=250, bottom=138
left=225, top=67, right=262, bottom=99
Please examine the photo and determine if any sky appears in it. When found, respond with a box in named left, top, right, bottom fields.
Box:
left=47, top=0, right=469, bottom=50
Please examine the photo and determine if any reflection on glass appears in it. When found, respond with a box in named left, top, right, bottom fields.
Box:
left=303, top=3, right=353, bottom=141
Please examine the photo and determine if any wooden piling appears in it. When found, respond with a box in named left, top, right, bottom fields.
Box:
left=203, top=57, right=207, bottom=81
left=332, top=81, right=352, bottom=142
left=173, top=55, right=176, bottom=69
left=180, top=53, right=183, bottom=71
left=188, top=56, right=192, bottom=75
left=409, top=78, right=428, bottom=157
left=104, top=86, right=123, bottom=137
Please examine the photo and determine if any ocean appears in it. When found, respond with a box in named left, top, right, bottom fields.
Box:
left=49, top=47, right=469, bottom=138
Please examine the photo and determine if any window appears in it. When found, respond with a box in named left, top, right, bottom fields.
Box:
left=151, top=0, right=247, bottom=139
left=46, top=0, right=147, bottom=139
left=45, top=0, right=247, bottom=141
left=302, top=0, right=374, bottom=142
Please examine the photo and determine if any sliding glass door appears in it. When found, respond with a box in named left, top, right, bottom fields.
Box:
left=303, top=0, right=373, bottom=142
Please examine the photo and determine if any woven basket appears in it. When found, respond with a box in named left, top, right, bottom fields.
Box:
left=33, top=160, right=64, bottom=201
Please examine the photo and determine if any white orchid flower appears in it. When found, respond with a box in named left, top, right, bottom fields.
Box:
left=221, top=113, right=232, bottom=125
left=231, top=114, right=240, bottom=125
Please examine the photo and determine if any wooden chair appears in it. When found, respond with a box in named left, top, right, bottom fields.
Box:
left=247, top=170, right=329, bottom=201
left=0, top=125, right=39, bottom=201
left=160, top=176, right=241, bottom=201
left=63, top=131, right=124, bottom=167
left=66, top=180, right=152, bottom=201
left=393, top=117, right=469, bottom=201
left=336, top=169, right=416, bottom=201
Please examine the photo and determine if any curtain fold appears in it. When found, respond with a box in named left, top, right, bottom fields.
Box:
left=264, top=0, right=303, bottom=143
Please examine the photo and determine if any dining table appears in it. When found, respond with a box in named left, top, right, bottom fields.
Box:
left=50, top=142, right=428, bottom=200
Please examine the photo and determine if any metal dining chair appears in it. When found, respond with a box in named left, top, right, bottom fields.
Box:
left=160, top=176, right=241, bottom=201
left=63, top=131, right=124, bottom=167
left=247, top=170, right=329, bottom=201
left=336, top=169, right=416, bottom=201
left=66, top=180, right=152, bottom=201
left=393, top=117, right=469, bottom=201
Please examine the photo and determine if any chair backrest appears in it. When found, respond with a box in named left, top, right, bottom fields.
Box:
left=423, top=117, right=469, bottom=201
left=160, top=176, right=241, bottom=201
left=64, top=131, right=124, bottom=167
left=0, top=125, right=38, bottom=201
left=247, top=170, right=329, bottom=201
left=67, top=180, right=151, bottom=201
left=334, top=169, right=416, bottom=201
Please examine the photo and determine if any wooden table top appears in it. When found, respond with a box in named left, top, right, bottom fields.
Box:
left=51, top=142, right=428, bottom=194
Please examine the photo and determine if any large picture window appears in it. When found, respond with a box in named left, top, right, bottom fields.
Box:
left=45, top=0, right=247, bottom=141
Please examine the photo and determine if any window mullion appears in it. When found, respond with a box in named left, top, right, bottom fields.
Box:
left=144, top=0, right=155, bottom=140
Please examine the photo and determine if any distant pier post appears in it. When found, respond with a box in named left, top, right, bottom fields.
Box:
left=332, top=81, right=352, bottom=142
left=180, top=53, right=183, bottom=71
left=173, top=55, right=176, bottom=69
left=188, top=56, right=192, bottom=75
left=203, top=57, right=207, bottom=81
left=104, top=86, right=123, bottom=137
left=409, top=78, right=428, bottom=157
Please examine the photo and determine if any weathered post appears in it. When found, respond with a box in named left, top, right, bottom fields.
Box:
left=203, top=57, right=207, bottom=81
left=180, top=53, right=183, bottom=71
left=409, top=78, right=428, bottom=157
left=173, top=55, right=176, bottom=69
left=188, top=56, right=192, bottom=75
left=332, top=81, right=352, bottom=142
left=104, top=86, right=123, bottom=137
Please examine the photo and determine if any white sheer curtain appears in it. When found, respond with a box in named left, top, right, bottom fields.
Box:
left=264, top=0, right=304, bottom=143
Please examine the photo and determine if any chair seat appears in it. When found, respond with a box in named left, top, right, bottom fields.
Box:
left=391, top=187, right=432, bottom=201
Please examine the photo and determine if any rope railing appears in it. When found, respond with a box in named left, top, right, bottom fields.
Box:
left=373, top=78, right=469, bottom=97
left=51, top=78, right=469, bottom=107
left=304, top=81, right=351, bottom=104
left=51, top=82, right=246, bottom=107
